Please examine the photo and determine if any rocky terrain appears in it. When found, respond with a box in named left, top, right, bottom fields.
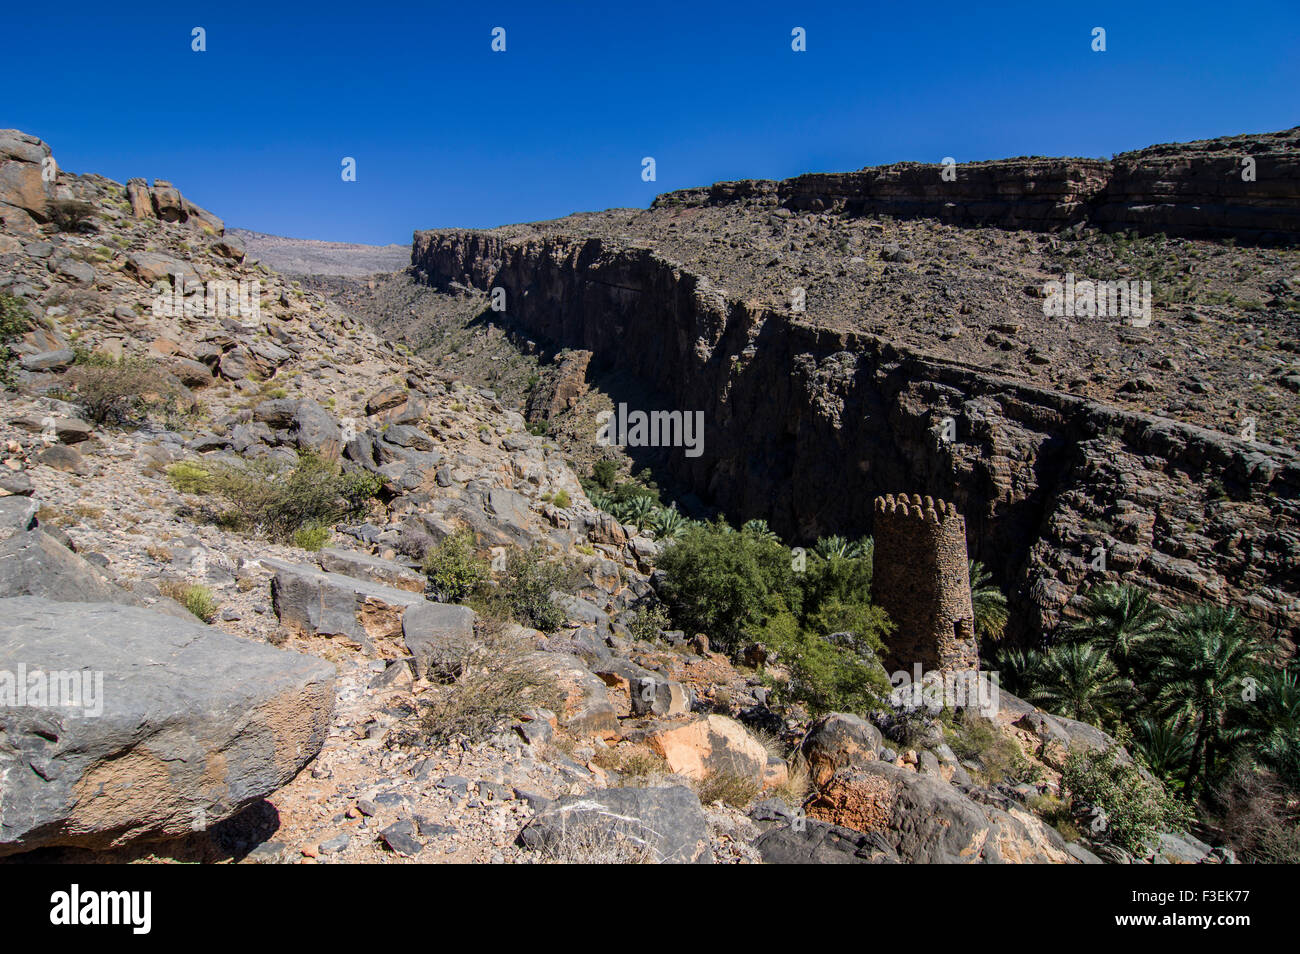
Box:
left=0, top=128, right=1259, bottom=865
left=402, top=128, right=1300, bottom=647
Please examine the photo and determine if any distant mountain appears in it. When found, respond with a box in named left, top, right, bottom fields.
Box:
left=230, top=228, right=409, bottom=276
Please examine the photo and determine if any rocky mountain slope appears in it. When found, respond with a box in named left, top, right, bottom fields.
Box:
left=230, top=228, right=409, bottom=277
left=406, top=128, right=1300, bottom=648
left=0, top=129, right=1238, bottom=865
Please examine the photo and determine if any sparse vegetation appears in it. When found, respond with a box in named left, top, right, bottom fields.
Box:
left=166, top=450, right=383, bottom=542
left=417, top=627, right=562, bottom=744
left=67, top=356, right=181, bottom=425
left=0, top=294, right=30, bottom=385
left=160, top=581, right=219, bottom=624
left=45, top=198, right=97, bottom=232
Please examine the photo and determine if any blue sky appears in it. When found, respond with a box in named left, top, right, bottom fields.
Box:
left=5, top=1, right=1297, bottom=244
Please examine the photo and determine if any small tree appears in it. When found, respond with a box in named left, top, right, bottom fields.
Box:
left=46, top=198, right=97, bottom=232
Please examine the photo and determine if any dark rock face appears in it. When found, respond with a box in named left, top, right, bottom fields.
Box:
left=0, top=597, right=335, bottom=856
left=411, top=229, right=1299, bottom=647
left=656, top=127, right=1300, bottom=244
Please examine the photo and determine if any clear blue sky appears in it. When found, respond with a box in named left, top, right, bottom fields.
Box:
left=5, top=1, right=1297, bottom=244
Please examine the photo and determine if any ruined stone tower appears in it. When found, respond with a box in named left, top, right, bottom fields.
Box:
left=873, top=494, right=979, bottom=673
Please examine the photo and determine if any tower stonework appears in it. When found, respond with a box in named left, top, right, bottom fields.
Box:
left=873, top=494, right=979, bottom=674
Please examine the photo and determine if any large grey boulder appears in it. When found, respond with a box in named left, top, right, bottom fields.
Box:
left=806, top=760, right=1074, bottom=864
left=749, top=801, right=899, bottom=864
left=517, top=786, right=713, bottom=863
left=800, top=712, right=883, bottom=787
left=401, top=602, right=478, bottom=679
left=0, top=497, right=39, bottom=542
left=293, top=399, right=341, bottom=460
left=0, top=597, right=335, bottom=856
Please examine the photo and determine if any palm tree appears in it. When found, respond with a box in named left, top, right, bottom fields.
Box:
left=1152, top=604, right=1262, bottom=794
left=742, top=519, right=780, bottom=543
left=1068, top=583, right=1170, bottom=664
left=814, top=535, right=851, bottom=559
left=1029, top=643, right=1130, bottom=727
left=1244, top=666, right=1300, bottom=787
left=994, top=646, right=1047, bottom=698
left=968, top=560, right=1008, bottom=643
left=649, top=505, right=687, bottom=541
left=1132, top=716, right=1193, bottom=784
left=625, top=495, right=657, bottom=529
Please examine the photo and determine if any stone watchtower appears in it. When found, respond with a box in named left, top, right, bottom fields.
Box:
left=872, top=494, right=979, bottom=673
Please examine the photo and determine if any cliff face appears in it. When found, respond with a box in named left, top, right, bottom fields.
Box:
left=655, top=127, right=1300, bottom=243
left=411, top=228, right=1299, bottom=647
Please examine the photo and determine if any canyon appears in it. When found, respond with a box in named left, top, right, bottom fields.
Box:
left=406, top=128, right=1300, bottom=647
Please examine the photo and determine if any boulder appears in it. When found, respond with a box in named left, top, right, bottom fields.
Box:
left=750, top=801, right=899, bottom=864
left=401, top=602, right=479, bottom=680
left=0, top=496, right=39, bottom=541
left=0, top=130, right=54, bottom=224
left=641, top=714, right=768, bottom=784
left=293, top=399, right=341, bottom=461
left=517, top=786, right=713, bottom=863
left=806, top=760, right=1073, bottom=864
left=0, top=597, right=334, bottom=856
left=264, top=557, right=426, bottom=654
left=525, top=651, right=619, bottom=738
left=801, top=712, right=883, bottom=787
left=0, top=530, right=191, bottom=620
left=318, top=547, right=424, bottom=593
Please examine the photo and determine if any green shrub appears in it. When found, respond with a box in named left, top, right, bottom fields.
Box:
left=627, top=602, right=671, bottom=642
left=293, top=525, right=332, bottom=551
left=947, top=708, right=1039, bottom=786
left=493, top=545, right=573, bottom=632
left=1061, top=743, right=1193, bottom=855
left=422, top=529, right=489, bottom=602
left=0, top=294, right=30, bottom=385
left=161, top=581, right=219, bottom=623
left=173, top=451, right=382, bottom=542
left=756, top=605, right=890, bottom=716
left=166, top=461, right=212, bottom=494
left=591, top=458, right=618, bottom=490
left=551, top=489, right=571, bottom=509
left=656, top=519, right=800, bottom=652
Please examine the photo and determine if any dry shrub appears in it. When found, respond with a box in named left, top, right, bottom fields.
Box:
left=592, top=743, right=671, bottom=784
left=67, top=357, right=178, bottom=424
left=1214, top=767, right=1300, bottom=863
left=534, top=826, right=656, bottom=865
left=418, top=626, right=562, bottom=744
left=695, top=771, right=762, bottom=809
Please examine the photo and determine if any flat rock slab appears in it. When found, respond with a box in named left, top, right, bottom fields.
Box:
left=0, top=597, right=335, bottom=857
left=318, top=547, right=425, bottom=593
left=264, top=556, right=427, bottom=653
left=517, top=786, right=713, bottom=863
